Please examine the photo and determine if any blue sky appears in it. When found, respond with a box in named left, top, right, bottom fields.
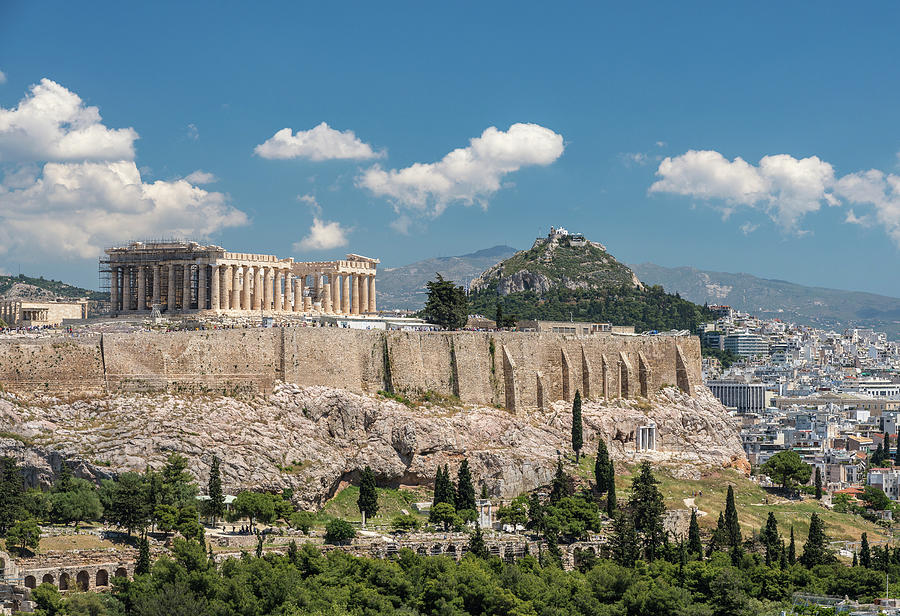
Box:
left=2, top=2, right=900, bottom=296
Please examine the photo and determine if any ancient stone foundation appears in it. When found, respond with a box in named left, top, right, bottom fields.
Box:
left=0, top=330, right=700, bottom=410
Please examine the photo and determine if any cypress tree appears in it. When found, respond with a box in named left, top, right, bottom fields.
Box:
left=762, top=511, right=779, bottom=566
left=609, top=512, right=638, bottom=567
left=544, top=528, right=564, bottom=568
left=860, top=532, right=871, bottom=568
left=443, top=465, right=456, bottom=506
left=707, top=512, right=727, bottom=556
left=886, top=433, right=892, bottom=462
left=852, top=551, right=858, bottom=567
left=814, top=467, right=823, bottom=500
left=594, top=438, right=610, bottom=495
left=135, top=536, right=151, bottom=575
left=357, top=466, right=379, bottom=527
left=468, top=524, right=488, bottom=559
left=723, top=485, right=741, bottom=548
left=550, top=459, right=572, bottom=504
left=800, top=512, right=832, bottom=567
left=873, top=443, right=885, bottom=467
left=456, top=460, right=476, bottom=512
left=571, top=391, right=583, bottom=462
left=256, top=532, right=264, bottom=558
left=629, top=461, right=665, bottom=561
left=208, top=455, right=225, bottom=523
left=779, top=542, right=787, bottom=569
left=605, top=464, right=617, bottom=517
left=287, top=539, right=299, bottom=566
left=788, top=526, right=796, bottom=565
left=480, top=484, right=489, bottom=499
left=687, top=509, right=703, bottom=558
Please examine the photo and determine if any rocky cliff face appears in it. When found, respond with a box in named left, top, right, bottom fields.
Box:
left=0, top=385, right=745, bottom=508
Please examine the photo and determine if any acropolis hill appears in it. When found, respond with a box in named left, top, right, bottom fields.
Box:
left=0, top=236, right=746, bottom=503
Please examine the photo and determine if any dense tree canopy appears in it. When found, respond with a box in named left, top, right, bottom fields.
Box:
left=423, top=274, right=469, bottom=330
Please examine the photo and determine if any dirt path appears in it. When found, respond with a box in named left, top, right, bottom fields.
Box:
left=684, top=497, right=707, bottom=517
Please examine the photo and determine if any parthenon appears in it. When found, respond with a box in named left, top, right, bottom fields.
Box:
left=101, top=241, right=378, bottom=315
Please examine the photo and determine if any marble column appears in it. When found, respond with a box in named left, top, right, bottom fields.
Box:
left=293, top=278, right=301, bottom=312
left=252, top=267, right=262, bottom=310
left=283, top=272, right=292, bottom=311
left=231, top=266, right=240, bottom=310
left=136, top=266, right=146, bottom=311
left=241, top=266, right=251, bottom=310
left=198, top=263, right=207, bottom=310
left=322, top=282, right=332, bottom=313
left=368, top=275, right=376, bottom=314
left=220, top=266, right=229, bottom=309
left=152, top=265, right=161, bottom=307
left=110, top=266, right=119, bottom=312
left=263, top=267, right=274, bottom=311
left=124, top=267, right=134, bottom=310
left=342, top=274, right=350, bottom=314
left=167, top=264, right=176, bottom=312
left=351, top=274, right=360, bottom=314
left=313, top=272, right=321, bottom=304
left=210, top=264, right=220, bottom=310
left=360, top=273, right=369, bottom=314
left=274, top=270, right=283, bottom=312
left=303, top=295, right=311, bottom=311
left=331, top=275, right=340, bottom=314
left=181, top=264, right=190, bottom=310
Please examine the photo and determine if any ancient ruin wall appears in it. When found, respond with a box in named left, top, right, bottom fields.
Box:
left=0, top=329, right=702, bottom=408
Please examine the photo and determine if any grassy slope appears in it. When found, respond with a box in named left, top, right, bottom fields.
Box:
left=575, top=456, right=887, bottom=545
left=320, top=485, right=431, bottom=525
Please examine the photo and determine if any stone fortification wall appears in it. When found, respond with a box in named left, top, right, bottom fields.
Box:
left=0, top=329, right=701, bottom=409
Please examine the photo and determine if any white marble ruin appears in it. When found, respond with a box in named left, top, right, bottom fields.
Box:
left=103, top=241, right=378, bottom=315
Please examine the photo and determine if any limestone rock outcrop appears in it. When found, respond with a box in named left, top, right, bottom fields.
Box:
left=0, top=385, right=745, bottom=508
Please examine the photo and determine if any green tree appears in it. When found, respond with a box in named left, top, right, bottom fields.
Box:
left=497, top=495, right=528, bottom=532
left=422, top=274, right=468, bottom=330
left=31, top=583, right=62, bottom=616
left=136, top=535, right=151, bottom=575
left=6, top=518, right=40, bottom=554
left=543, top=496, right=601, bottom=542
left=324, top=518, right=355, bottom=544
left=761, top=450, right=812, bottom=492
left=527, top=493, right=545, bottom=532
left=723, top=485, right=741, bottom=548
left=233, top=491, right=276, bottom=528
left=687, top=509, right=703, bottom=558
left=800, top=512, right=833, bottom=567
left=862, top=485, right=891, bottom=510
left=50, top=478, right=102, bottom=527
left=606, top=464, right=617, bottom=517
left=430, top=502, right=457, bottom=531
left=160, top=453, right=198, bottom=508
left=391, top=513, right=420, bottom=532
left=761, top=511, right=780, bottom=566
left=629, top=461, right=665, bottom=560
left=455, top=460, right=476, bottom=512
left=872, top=443, right=885, bottom=467
left=357, top=466, right=379, bottom=527
left=0, top=456, right=25, bottom=534
left=609, top=511, right=639, bottom=567
left=594, top=438, right=610, bottom=495
left=788, top=526, right=796, bottom=565
left=543, top=528, right=564, bottom=568
left=106, top=471, right=149, bottom=535
left=290, top=511, right=315, bottom=534
left=467, top=524, right=488, bottom=559
left=815, top=467, right=823, bottom=499
left=571, top=390, right=583, bottom=462
left=886, top=433, right=892, bottom=462
left=860, top=531, right=871, bottom=568
left=206, top=455, right=225, bottom=524
left=549, top=459, right=573, bottom=504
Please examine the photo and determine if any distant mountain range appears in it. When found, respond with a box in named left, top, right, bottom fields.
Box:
left=377, top=245, right=518, bottom=310
left=630, top=263, right=900, bottom=339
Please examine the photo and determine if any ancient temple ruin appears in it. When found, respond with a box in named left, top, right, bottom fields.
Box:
left=100, top=241, right=378, bottom=315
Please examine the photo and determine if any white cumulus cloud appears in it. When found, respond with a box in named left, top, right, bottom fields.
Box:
left=255, top=122, right=382, bottom=161
left=0, top=78, right=137, bottom=162
left=650, top=149, right=835, bottom=230
left=0, top=161, right=247, bottom=259
left=294, top=217, right=349, bottom=251
left=184, top=170, right=217, bottom=184
left=358, top=122, right=564, bottom=217
left=651, top=147, right=900, bottom=247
